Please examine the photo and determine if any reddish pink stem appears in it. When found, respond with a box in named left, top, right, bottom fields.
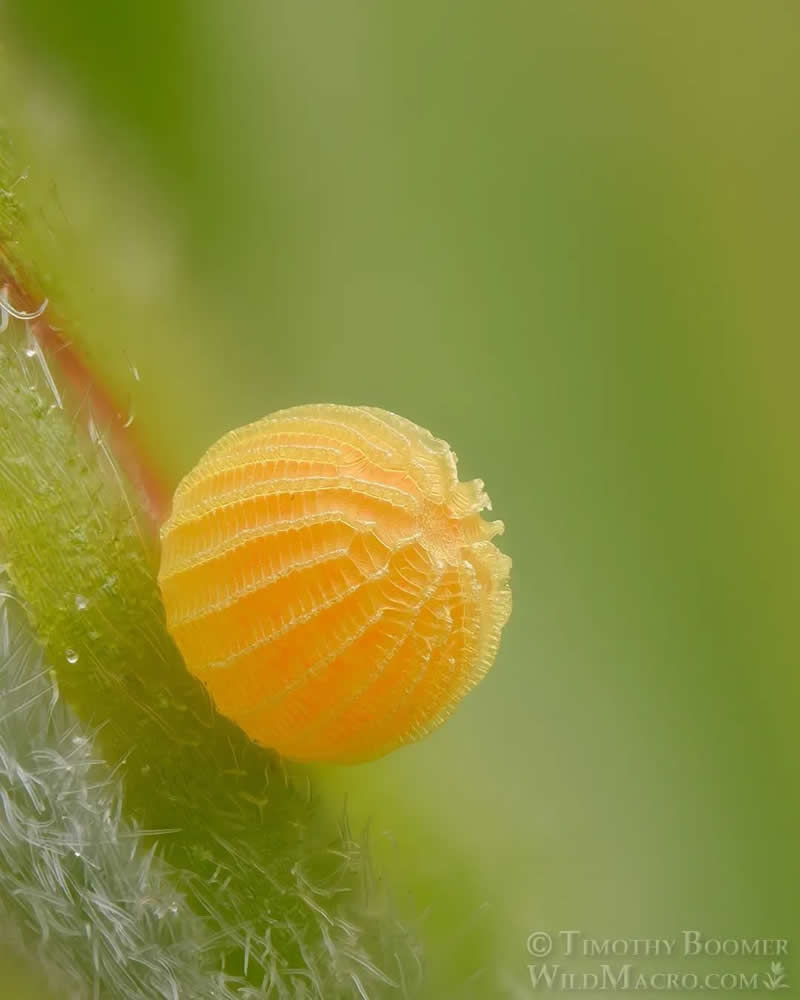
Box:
left=3, top=276, right=170, bottom=531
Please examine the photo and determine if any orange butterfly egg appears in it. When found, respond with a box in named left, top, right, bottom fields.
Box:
left=158, top=404, right=511, bottom=763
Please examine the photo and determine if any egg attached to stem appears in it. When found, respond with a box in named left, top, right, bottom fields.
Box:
left=158, top=404, right=511, bottom=764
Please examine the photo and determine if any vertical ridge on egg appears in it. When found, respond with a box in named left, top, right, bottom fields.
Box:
left=158, top=404, right=511, bottom=763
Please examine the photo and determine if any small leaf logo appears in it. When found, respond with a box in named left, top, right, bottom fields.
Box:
left=763, top=961, right=789, bottom=990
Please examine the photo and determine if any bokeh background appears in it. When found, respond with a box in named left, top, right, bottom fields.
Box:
left=3, top=2, right=798, bottom=994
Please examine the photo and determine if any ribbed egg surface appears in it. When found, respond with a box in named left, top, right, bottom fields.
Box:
left=158, top=404, right=511, bottom=763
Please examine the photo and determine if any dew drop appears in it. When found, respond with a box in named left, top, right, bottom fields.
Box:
left=74, top=594, right=89, bottom=611
left=65, top=648, right=79, bottom=664
left=24, top=346, right=37, bottom=358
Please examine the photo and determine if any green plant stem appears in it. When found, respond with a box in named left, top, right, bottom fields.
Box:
left=0, top=305, right=421, bottom=997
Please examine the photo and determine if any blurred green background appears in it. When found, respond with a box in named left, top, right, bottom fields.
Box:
left=3, top=1, right=798, bottom=994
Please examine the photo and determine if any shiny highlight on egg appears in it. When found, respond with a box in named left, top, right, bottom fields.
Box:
left=158, top=404, right=511, bottom=763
